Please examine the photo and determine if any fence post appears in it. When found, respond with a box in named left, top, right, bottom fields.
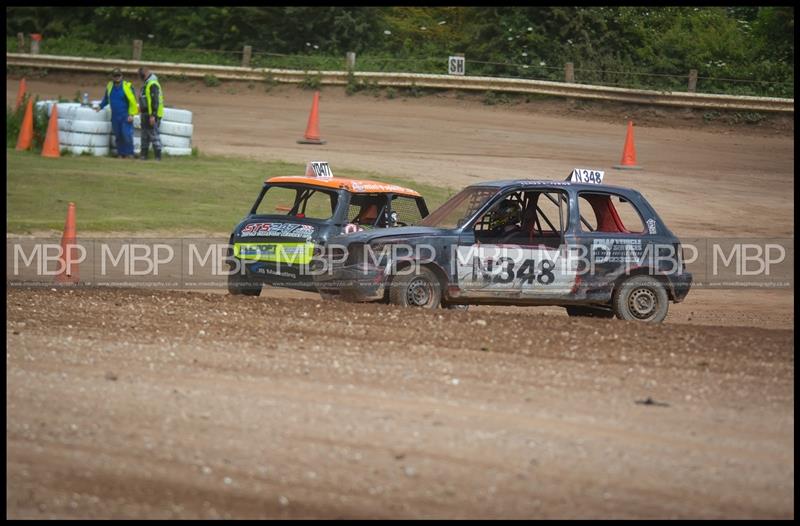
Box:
left=346, top=51, right=356, bottom=71
left=133, top=39, right=143, bottom=61
left=564, top=62, right=575, bottom=83
left=17, top=33, right=25, bottom=53
left=242, top=45, right=252, bottom=67
left=688, top=69, right=698, bottom=93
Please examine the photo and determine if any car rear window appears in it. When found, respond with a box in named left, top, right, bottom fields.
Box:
left=578, top=193, right=645, bottom=233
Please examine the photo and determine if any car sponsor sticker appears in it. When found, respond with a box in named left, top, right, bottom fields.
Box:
left=349, top=181, right=416, bottom=194
left=234, top=242, right=315, bottom=264
left=591, top=238, right=644, bottom=263
left=239, top=222, right=315, bottom=240
left=646, top=218, right=657, bottom=234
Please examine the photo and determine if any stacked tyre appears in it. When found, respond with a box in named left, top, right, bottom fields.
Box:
left=50, top=102, right=112, bottom=156
left=111, top=108, right=193, bottom=157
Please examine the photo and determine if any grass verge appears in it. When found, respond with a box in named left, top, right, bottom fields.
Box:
left=6, top=149, right=454, bottom=233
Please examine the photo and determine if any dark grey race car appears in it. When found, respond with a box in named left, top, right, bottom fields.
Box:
left=313, top=178, right=692, bottom=323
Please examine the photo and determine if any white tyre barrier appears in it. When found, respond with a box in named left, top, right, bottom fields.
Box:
left=162, top=107, right=193, bottom=124
left=58, top=119, right=113, bottom=134
left=35, top=100, right=58, bottom=116
left=158, top=120, right=193, bottom=137
left=64, top=145, right=111, bottom=157
left=163, top=146, right=192, bottom=156
left=60, top=131, right=111, bottom=147
left=56, top=103, right=110, bottom=121
left=160, top=133, right=192, bottom=148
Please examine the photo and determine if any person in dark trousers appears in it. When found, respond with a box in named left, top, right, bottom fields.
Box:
left=96, top=68, right=139, bottom=159
left=138, top=66, right=164, bottom=161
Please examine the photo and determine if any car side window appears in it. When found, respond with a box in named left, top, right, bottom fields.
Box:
left=347, top=194, right=388, bottom=228
left=473, top=190, right=569, bottom=246
left=390, top=195, right=424, bottom=226
left=578, top=192, right=645, bottom=234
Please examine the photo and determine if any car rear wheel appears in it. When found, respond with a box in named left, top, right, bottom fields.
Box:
left=565, top=306, right=614, bottom=318
left=612, top=276, right=668, bottom=323
left=227, top=271, right=262, bottom=297
left=389, top=266, right=441, bottom=309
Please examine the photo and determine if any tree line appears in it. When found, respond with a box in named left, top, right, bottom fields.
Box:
left=6, top=7, right=794, bottom=93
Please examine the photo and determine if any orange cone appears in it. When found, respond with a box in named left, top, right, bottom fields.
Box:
left=15, top=78, right=27, bottom=109
left=41, top=104, right=61, bottom=158
left=297, top=91, right=326, bottom=145
left=612, top=121, right=642, bottom=170
left=15, top=98, right=34, bottom=151
left=55, top=202, right=79, bottom=284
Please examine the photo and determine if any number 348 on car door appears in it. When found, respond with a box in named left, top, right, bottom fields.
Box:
left=456, top=245, right=579, bottom=297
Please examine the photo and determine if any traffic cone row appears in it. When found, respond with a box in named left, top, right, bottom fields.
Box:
left=14, top=79, right=60, bottom=157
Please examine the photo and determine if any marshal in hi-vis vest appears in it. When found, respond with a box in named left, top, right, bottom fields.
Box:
left=143, top=77, right=164, bottom=118
left=106, top=80, right=139, bottom=116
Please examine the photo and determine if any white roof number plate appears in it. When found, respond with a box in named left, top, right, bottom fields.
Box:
left=306, top=161, right=333, bottom=178
left=569, top=168, right=604, bottom=184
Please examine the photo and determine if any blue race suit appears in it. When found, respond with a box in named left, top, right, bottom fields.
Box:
left=99, top=82, right=135, bottom=156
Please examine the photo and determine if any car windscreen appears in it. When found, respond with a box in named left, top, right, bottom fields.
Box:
left=253, top=184, right=339, bottom=220
left=419, top=187, right=499, bottom=229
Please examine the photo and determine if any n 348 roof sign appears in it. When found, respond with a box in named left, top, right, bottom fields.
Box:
left=568, top=168, right=604, bottom=184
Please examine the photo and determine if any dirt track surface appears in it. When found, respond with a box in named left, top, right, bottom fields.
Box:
left=6, top=73, right=795, bottom=517
left=6, top=287, right=794, bottom=519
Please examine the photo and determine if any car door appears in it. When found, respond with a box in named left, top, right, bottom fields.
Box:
left=572, top=190, right=650, bottom=293
left=455, top=186, right=579, bottom=299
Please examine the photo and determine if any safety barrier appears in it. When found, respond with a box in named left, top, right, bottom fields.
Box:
left=8, top=53, right=793, bottom=113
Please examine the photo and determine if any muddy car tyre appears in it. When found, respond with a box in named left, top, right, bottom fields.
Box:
left=389, top=267, right=441, bottom=309
left=613, top=276, right=669, bottom=323
left=565, top=306, right=615, bottom=318
left=227, top=272, right=262, bottom=297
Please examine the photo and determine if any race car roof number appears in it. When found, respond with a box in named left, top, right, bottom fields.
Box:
left=306, top=161, right=333, bottom=178
left=568, top=168, right=604, bottom=184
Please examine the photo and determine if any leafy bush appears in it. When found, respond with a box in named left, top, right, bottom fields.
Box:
left=299, top=71, right=322, bottom=90
left=203, top=74, right=221, bottom=87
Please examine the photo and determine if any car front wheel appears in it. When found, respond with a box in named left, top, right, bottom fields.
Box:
left=389, top=266, right=441, bottom=309
left=612, top=276, right=669, bottom=323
